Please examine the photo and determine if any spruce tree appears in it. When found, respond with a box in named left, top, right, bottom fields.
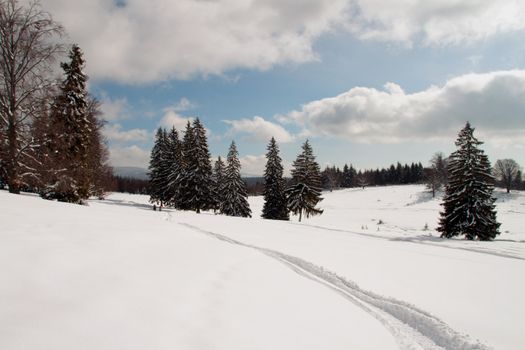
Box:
left=262, top=137, right=289, bottom=220
left=175, top=121, right=195, bottom=211
left=221, top=141, right=251, bottom=217
left=342, top=164, right=350, bottom=188
left=41, top=45, right=91, bottom=203
left=342, top=164, right=357, bottom=188
left=285, top=140, right=323, bottom=222
left=438, top=122, right=500, bottom=240
left=164, top=127, right=183, bottom=207
left=148, top=128, right=168, bottom=208
left=176, top=119, right=214, bottom=213
left=85, top=96, right=112, bottom=199
left=212, top=156, right=226, bottom=212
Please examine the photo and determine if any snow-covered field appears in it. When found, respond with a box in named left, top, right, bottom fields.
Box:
left=1, top=185, right=524, bottom=349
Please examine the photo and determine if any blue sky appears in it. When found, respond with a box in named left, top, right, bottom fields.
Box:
left=41, top=0, right=525, bottom=175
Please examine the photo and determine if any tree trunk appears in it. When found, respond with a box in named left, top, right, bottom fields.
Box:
left=7, top=107, right=20, bottom=194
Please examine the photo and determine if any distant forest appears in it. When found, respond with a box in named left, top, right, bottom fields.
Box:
left=109, top=159, right=524, bottom=196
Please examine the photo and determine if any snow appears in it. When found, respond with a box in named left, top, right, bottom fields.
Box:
left=1, top=185, right=524, bottom=349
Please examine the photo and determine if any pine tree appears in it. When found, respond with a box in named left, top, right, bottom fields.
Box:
left=148, top=128, right=168, bottom=208
left=262, top=137, right=289, bottom=220
left=342, top=164, right=356, bottom=188
left=212, top=156, right=226, bottom=212
left=176, top=119, right=214, bottom=213
left=41, top=45, right=92, bottom=203
left=175, top=121, right=194, bottom=210
left=85, top=96, right=112, bottom=199
left=285, top=140, right=323, bottom=222
left=221, top=141, right=251, bottom=217
left=164, top=127, right=183, bottom=207
left=438, top=122, right=500, bottom=240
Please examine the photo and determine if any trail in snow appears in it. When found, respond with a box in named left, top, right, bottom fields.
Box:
left=292, top=222, right=525, bottom=261
left=179, top=222, right=491, bottom=350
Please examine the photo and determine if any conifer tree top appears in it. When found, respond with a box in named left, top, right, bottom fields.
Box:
left=61, top=44, right=87, bottom=89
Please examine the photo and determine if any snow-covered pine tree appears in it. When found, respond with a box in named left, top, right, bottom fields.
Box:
left=262, top=137, right=288, bottom=220
left=221, top=141, right=251, bottom=217
left=438, top=122, right=500, bottom=240
left=41, top=45, right=92, bottom=203
left=148, top=128, right=168, bottom=208
left=342, top=164, right=350, bottom=188
left=285, top=140, right=323, bottom=222
left=212, top=156, right=226, bottom=213
left=342, top=164, right=357, bottom=188
left=163, top=127, right=183, bottom=207
left=85, top=96, right=112, bottom=199
left=175, top=121, right=194, bottom=210
left=176, top=119, right=214, bottom=213
left=193, top=118, right=216, bottom=212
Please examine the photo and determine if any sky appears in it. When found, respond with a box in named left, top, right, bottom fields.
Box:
left=38, top=0, right=525, bottom=176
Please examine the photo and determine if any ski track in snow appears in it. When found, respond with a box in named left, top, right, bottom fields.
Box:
left=178, top=221, right=491, bottom=350
left=291, top=222, right=525, bottom=261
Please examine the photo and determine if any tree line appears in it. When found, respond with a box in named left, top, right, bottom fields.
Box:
left=321, top=162, right=425, bottom=190
left=0, top=0, right=110, bottom=203
left=148, top=122, right=324, bottom=222
left=108, top=176, right=149, bottom=195
left=321, top=155, right=522, bottom=196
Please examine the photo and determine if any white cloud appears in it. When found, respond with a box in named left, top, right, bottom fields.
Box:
left=159, top=110, right=194, bottom=132
left=38, top=1, right=525, bottom=83
left=278, top=70, right=525, bottom=144
left=100, top=95, right=130, bottom=121
left=172, top=97, right=197, bottom=112
left=159, top=108, right=215, bottom=139
left=239, top=154, right=266, bottom=177
left=109, top=145, right=150, bottom=168
left=103, top=124, right=150, bottom=143
left=224, top=116, right=295, bottom=143
left=40, top=0, right=349, bottom=83
left=348, top=0, right=525, bottom=46
left=238, top=154, right=292, bottom=177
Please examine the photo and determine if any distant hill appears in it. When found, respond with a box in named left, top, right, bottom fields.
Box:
left=113, top=167, right=149, bottom=180
left=112, top=167, right=267, bottom=184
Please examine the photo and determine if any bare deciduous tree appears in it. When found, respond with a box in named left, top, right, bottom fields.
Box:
left=493, top=159, right=521, bottom=193
left=0, top=0, right=63, bottom=193
left=425, top=152, right=448, bottom=197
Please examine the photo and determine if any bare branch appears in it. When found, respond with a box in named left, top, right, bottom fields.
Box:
left=0, top=0, right=63, bottom=193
